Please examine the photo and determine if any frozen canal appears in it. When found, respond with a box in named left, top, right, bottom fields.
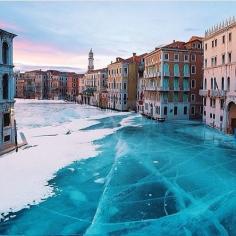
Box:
left=1, top=100, right=236, bottom=235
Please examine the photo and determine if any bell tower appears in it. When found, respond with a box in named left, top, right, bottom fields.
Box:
left=88, top=48, right=94, bottom=71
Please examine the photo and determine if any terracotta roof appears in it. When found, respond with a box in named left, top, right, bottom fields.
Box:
left=110, top=53, right=146, bottom=65
left=188, top=36, right=203, bottom=42
left=162, top=41, right=186, bottom=49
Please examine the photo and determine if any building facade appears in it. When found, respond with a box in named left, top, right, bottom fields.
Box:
left=143, top=37, right=203, bottom=120
left=107, top=53, right=144, bottom=111
left=0, top=29, right=17, bottom=151
left=83, top=68, right=108, bottom=106
left=200, top=17, right=236, bottom=133
left=66, top=73, right=83, bottom=101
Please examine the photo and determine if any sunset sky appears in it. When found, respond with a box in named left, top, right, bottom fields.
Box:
left=0, top=1, right=236, bottom=73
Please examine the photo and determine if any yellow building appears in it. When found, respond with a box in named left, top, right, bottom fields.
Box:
left=107, top=53, right=145, bottom=111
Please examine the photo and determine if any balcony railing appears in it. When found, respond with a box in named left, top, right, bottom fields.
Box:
left=199, top=89, right=227, bottom=97
left=210, top=90, right=227, bottom=97
left=183, top=86, right=190, bottom=91
left=199, top=89, right=208, bottom=96
left=144, top=72, right=161, bottom=79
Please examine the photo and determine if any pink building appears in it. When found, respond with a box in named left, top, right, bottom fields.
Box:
left=200, top=17, right=236, bottom=133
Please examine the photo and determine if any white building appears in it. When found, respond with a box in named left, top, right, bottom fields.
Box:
left=200, top=17, right=236, bottom=133
left=0, top=29, right=17, bottom=152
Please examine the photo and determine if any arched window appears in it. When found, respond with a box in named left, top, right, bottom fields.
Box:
left=227, top=77, right=230, bottom=91
left=221, top=77, right=224, bottom=90
left=211, top=78, right=213, bottom=89
left=174, top=64, right=180, bottom=77
left=214, top=78, right=217, bottom=90
left=204, top=78, right=207, bottom=90
left=2, top=42, right=9, bottom=65
left=183, top=64, right=190, bottom=77
left=2, top=74, right=9, bottom=100
left=163, top=63, right=170, bottom=76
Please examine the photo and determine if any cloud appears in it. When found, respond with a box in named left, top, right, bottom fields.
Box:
left=184, top=27, right=201, bottom=32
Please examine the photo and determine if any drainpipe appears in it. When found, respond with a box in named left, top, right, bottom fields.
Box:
left=14, top=119, right=18, bottom=152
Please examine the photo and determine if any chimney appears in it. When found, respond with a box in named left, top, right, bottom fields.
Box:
left=133, top=52, right=136, bottom=62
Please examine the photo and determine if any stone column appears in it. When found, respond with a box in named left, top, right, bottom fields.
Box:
left=223, top=105, right=228, bottom=133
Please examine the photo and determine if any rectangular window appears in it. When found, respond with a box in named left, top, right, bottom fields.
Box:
left=191, top=79, right=196, bottom=89
left=3, top=113, right=10, bottom=127
left=205, top=59, right=207, bottom=68
left=205, top=43, right=207, bottom=50
left=124, top=67, right=128, bottom=75
left=174, top=106, right=178, bottom=115
left=164, top=53, right=169, bottom=61
left=220, top=116, right=223, bottom=122
left=213, top=114, right=215, bottom=119
left=228, top=52, right=232, bottom=63
left=229, top=32, right=232, bottom=42
left=164, top=106, right=167, bottom=115
left=124, top=83, right=127, bottom=90
left=212, top=40, right=214, bottom=47
left=211, top=57, right=214, bottom=67
left=184, top=106, right=188, bottom=115
left=191, top=65, right=196, bottom=74
left=145, top=103, right=148, bottom=110
left=191, top=54, right=196, bottom=61
left=191, top=106, right=195, bottom=115
left=174, top=54, right=179, bottom=61
left=220, top=99, right=224, bottom=110
left=215, top=39, right=217, bottom=47
left=222, top=54, right=225, bottom=64
left=4, top=135, right=10, bottom=142
left=222, top=35, right=225, bottom=44
left=184, top=54, right=189, bottom=62
left=191, top=94, right=195, bottom=102
left=210, top=113, right=212, bottom=118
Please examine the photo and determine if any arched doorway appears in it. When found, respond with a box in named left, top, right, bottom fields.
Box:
left=2, top=42, right=9, bottom=64
left=2, top=74, right=9, bottom=100
left=228, top=102, right=236, bottom=134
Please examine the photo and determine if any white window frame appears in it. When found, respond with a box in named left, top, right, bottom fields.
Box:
left=191, top=94, right=196, bottom=102
left=191, top=65, right=196, bottom=74
left=174, top=54, right=179, bottom=62
left=164, top=53, right=169, bottom=61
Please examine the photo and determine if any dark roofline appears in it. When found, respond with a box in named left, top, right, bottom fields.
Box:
left=0, top=29, right=17, bottom=38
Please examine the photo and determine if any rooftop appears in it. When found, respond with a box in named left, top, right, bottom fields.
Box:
left=205, top=16, right=236, bottom=38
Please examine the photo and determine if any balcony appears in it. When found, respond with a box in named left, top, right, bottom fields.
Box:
left=199, top=89, right=208, bottom=96
left=199, top=89, right=227, bottom=97
left=144, top=85, right=169, bottom=92
left=144, top=72, right=161, bottom=79
left=145, top=85, right=158, bottom=91
left=210, top=90, right=227, bottom=98
left=182, top=86, right=190, bottom=91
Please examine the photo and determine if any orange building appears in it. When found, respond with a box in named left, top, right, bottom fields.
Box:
left=143, top=36, right=203, bottom=120
left=66, top=73, right=83, bottom=101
